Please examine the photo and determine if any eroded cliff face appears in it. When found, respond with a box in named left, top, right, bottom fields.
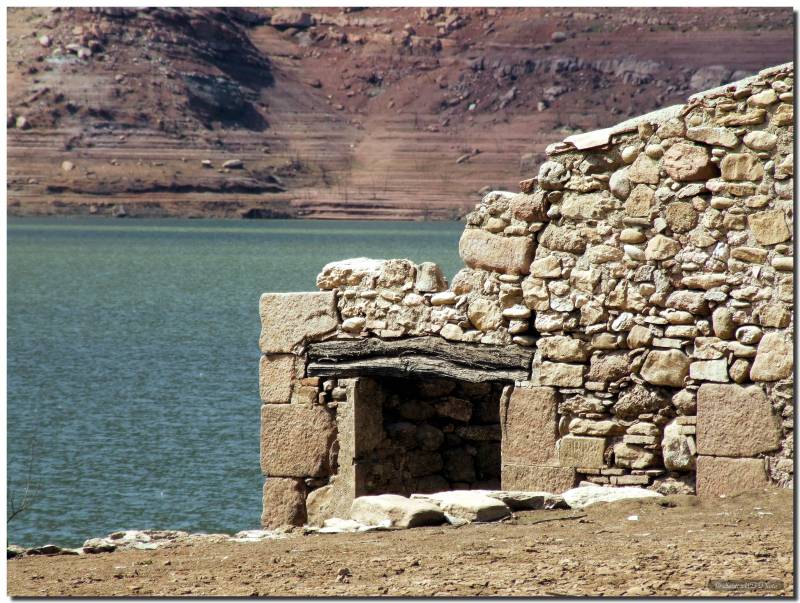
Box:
left=257, top=63, right=793, bottom=527
left=7, top=7, right=793, bottom=219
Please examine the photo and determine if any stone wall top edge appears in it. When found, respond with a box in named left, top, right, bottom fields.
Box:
left=550, top=61, right=793, bottom=156
left=687, top=61, right=793, bottom=102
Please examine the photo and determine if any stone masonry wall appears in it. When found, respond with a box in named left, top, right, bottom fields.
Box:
left=258, top=62, right=793, bottom=528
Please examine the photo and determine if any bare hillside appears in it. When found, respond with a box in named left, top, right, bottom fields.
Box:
left=7, top=7, right=793, bottom=219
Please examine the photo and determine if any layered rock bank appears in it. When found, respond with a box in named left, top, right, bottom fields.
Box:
left=258, top=63, right=793, bottom=528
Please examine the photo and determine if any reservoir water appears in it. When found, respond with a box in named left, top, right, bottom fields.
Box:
left=7, top=217, right=464, bottom=547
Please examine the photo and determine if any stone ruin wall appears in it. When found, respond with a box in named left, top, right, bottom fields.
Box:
left=258, top=62, right=794, bottom=528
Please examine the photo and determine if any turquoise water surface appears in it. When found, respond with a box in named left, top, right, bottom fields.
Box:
left=7, top=218, right=464, bottom=547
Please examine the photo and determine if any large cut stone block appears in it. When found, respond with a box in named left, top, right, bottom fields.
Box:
left=259, top=354, right=299, bottom=404
left=695, top=456, right=770, bottom=497
left=502, top=386, right=559, bottom=466
left=502, top=464, right=576, bottom=493
left=458, top=229, right=534, bottom=275
left=558, top=435, right=606, bottom=469
left=261, top=478, right=307, bottom=528
left=259, top=291, right=338, bottom=354
left=696, top=384, right=781, bottom=457
left=260, top=404, right=336, bottom=477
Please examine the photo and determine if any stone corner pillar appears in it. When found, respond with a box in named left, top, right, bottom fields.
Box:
left=259, top=291, right=338, bottom=354
left=259, top=403, right=337, bottom=527
left=695, top=456, right=771, bottom=497
left=500, top=385, right=575, bottom=492
left=261, top=478, right=307, bottom=528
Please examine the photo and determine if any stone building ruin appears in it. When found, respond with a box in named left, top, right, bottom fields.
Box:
left=258, top=63, right=794, bottom=528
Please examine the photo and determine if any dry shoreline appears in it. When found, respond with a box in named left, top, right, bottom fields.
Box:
left=7, top=489, right=793, bottom=597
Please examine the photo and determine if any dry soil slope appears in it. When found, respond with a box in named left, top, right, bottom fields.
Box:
left=7, top=7, right=793, bottom=220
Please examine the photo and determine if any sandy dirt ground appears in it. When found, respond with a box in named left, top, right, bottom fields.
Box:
left=7, top=489, right=793, bottom=597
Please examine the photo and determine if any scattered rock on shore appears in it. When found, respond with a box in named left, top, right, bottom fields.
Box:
left=411, top=490, right=512, bottom=522
left=562, top=485, right=663, bottom=509
left=222, top=159, right=244, bottom=169
left=351, top=494, right=446, bottom=528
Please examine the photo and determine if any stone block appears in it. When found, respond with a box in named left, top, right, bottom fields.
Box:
left=662, top=419, right=696, bottom=472
left=695, top=456, right=770, bottom=497
left=689, top=359, right=729, bottom=382
left=538, top=361, right=585, bottom=387
left=260, top=404, right=336, bottom=477
left=537, top=336, right=588, bottom=362
left=743, top=130, right=777, bottom=151
left=720, top=153, right=764, bottom=181
left=771, top=103, right=793, bottom=126
left=628, top=154, right=660, bottom=184
left=484, top=490, right=567, bottom=510
left=305, top=483, right=337, bottom=526
left=750, top=332, right=793, bottom=381
left=666, top=290, right=709, bottom=315
left=415, top=262, right=447, bottom=292
left=756, top=302, right=791, bottom=328
left=625, top=184, right=655, bottom=216
left=747, top=209, right=790, bottom=245
left=510, top=192, right=548, bottom=222
left=664, top=202, right=698, bottom=233
left=261, top=478, right=307, bottom=528
left=561, top=191, right=616, bottom=220
left=613, top=442, right=659, bottom=469
left=467, top=297, right=503, bottom=331
left=530, top=256, right=561, bottom=279
left=259, top=354, right=298, bottom=403
left=644, top=235, right=680, bottom=260
left=558, top=436, right=605, bottom=469
left=662, top=142, right=715, bottom=181
left=587, top=352, right=629, bottom=384
left=501, top=386, right=559, bottom=466
left=501, top=464, right=576, bottom=493
left=259, top=292, right=338, bottom=354
left=538, top=223, right=586, bottom=254
left=640, top=349, right=690, bottom=387
left=686, top=126, right=738, bottom=148
left=696, top=383, right=781, bottom=457
left=316, top=258, right=385, bottom=289
left=458, top=229, right=533, bottom=275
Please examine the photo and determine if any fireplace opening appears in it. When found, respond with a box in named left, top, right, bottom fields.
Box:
left=351, top=376, right=504, bottom=496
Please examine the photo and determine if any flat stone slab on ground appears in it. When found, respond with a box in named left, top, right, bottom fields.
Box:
left=230, top=530, right=288, bottom=543
left=411, top=490, right=512, bottom=522
left=472, top=490, right=567, bottom=510
left=563, top=485, right=663, bottom=509
left=306, top=518, right=392, bottom=534
left=350, top=494, right=446, bottom=528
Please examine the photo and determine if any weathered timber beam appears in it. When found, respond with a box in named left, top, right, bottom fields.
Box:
left=306, top=337, right=534, bottom=383
left=307, top=357, right=527, bottom=383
